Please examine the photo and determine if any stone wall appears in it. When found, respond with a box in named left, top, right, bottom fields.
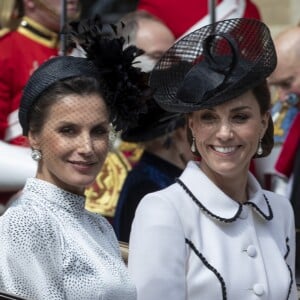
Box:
left=252, top=0, right=300, bottom=36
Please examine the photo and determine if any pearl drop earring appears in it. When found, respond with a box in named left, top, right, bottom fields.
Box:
left=257, top=139, right=263, bottom=155
left=191, top=137, right=196, bottom=152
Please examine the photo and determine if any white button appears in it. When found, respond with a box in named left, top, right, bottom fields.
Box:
left=246, top=245, right=257, bottom=257
left=253, top=283, right=264, bottom=296
left=239, top=207, right=248, bottom=219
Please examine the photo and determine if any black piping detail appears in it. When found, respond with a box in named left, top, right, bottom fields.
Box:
left=286, top=263, right=293, bottom=300
left=185, top=238, right=227, bottom=300
left=284, top=237, right=293, bottom=299
left=176, top=178, right=273, bottom=222
left=284, top=237, right=290, bottom=260
left=244, top=194, right=273, bottom=220
left=176, top=178, right=242, bottom=223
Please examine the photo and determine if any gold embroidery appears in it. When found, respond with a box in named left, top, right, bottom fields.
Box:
left=85, top=142, right=144, bottom=217
left=85, top=151, right=132, bottom=217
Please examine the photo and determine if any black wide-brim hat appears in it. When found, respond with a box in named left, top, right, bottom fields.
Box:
left=19, top=56, right=99, bottom=136
left=149, top=18, right=277, bottom=113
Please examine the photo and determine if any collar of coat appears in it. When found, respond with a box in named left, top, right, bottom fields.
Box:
left=17, top=16, right=59, bottom=48
left=177, top=161, right=273, bottom=223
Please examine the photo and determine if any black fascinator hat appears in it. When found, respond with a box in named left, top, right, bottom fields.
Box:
left=19, top=56, right=98, bottom=135
left=19, top=16, right=151, bottom=136
left=121, top=97, right=185, bottom=143
left=150, top=18, right=277, bottom=113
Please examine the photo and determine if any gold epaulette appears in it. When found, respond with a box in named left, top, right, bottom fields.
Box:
left=0, top=28, right=10, bottom=38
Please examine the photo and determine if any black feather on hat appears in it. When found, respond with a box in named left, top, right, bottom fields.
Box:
left=19, top=16, right=152, bottom=136
left=149, top=18, right=277, bottom=113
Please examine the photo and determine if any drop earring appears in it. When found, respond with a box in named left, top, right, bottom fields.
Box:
left=31, top=149, right=42, bottom=161
left=257, top=139, right=263, bottom=156
left=191, top=136, right=196, bottom=152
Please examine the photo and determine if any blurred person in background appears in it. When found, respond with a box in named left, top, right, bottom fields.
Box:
left=254, top=25, right=300, bottom=193
left=268, top=24, right=300, bottom=278
left=0, top=0, right=80, bottom=211
left=113, top=91, right=193, bottom=243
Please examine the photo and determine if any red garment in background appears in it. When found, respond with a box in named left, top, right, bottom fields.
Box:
left=0, top=25, right=58, bottom=145
left=137, top=0, right=261, bottom=38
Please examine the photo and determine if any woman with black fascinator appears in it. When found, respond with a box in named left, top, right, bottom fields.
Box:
left=0, top=17, right=150, bottom=300
left=128, top=18, right=298, bottom=299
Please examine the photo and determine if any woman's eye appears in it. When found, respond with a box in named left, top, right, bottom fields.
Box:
left=60, top=127, right=75, bottom=135
left=233, top=114, right=249, bottom=122
left=92, top=126, right=108, bottom=136
left=200, top=113, right=217, bottom=122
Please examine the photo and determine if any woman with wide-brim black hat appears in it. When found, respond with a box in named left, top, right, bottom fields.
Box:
left=128, top=18, right=297, bottom=299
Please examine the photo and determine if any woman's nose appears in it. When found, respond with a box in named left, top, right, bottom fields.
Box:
left=215, top=123, right=233, bottom=140
left=78, top=134, right=94, bottom=154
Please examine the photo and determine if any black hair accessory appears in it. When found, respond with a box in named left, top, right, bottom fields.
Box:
left=19, top=16, right=152, bottom=135
left=121, top=98, right=185, bottom=143
left=66, top=16, right=152, bottom=131
left=149, top=18, right=277, bottom=113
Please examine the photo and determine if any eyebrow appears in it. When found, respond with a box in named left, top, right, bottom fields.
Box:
left=57, top=120, right=109, bottom=127
left=230, top=106, right=252, bottom=112
left=206, top=105, right=252, bottom=112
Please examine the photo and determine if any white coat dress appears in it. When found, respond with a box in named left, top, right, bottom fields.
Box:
left=128, top=161, right=297, bottom=300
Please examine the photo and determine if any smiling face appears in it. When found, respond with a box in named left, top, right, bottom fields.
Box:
left=29, top=93, right=110, bottom=195
left=188, top=90, right=269, bottom=182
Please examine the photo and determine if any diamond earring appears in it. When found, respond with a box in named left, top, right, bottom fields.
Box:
left=31, top=149, right=42, bottom=161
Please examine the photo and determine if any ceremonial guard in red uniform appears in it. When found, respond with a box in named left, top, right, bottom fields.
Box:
left=0, top=16, right=59, bottom=145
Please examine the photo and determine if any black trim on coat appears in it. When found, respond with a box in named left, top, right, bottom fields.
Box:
left=185, top=238, right=227, bottom=300
left=176, top=178, right=273, bottom=222
left=284, top=237, right=293, bottom=300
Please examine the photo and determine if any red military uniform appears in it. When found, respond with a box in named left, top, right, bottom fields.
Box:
left=137, top=0, right=261, bottom=39
left=0, top=17, right=59, bottom=204
left=0, top=16, right=59, bottom=146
